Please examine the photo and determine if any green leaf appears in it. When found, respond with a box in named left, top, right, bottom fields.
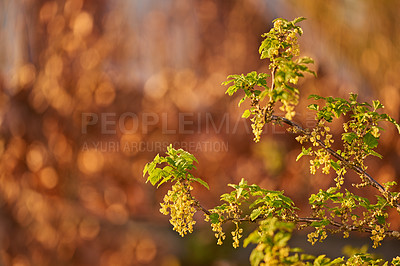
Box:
left=209, top=213, right=220, bottom=224
left=225, top=85, right=238, bottom=96
left=156, top=175, right=172, bottom=188
left=310, top=219, right=330, bottom=227
left=300, top=254, right=316, bottom=261
left=307, top=104, right=319, bottom=111
left=363, top=132, right=378, bottom=149
left=238, top=96, right=246, bottom=107
left=377, top=215, right=386, bottom=225
left=143, top=163, right=149, bottom=177
left=249, top=198, right=266, bottom=209
left=330, top=160, right=340, bottom=171
left=163, top=165, right=173, bottom=173
left=148, top=168, right=163, bottom=186
left=237, top=187, right=244, bottom=199
left=293, top=17, right=306, bottom=24
left=220, top=193, right=235, bottom=203
left=192, top=177, right=209, bottom=190
left=279, top=194, right=295, bottom=207
left=381, top=113, right=400, bottom=134
left=342, top=132, right=357, bottom=143
left=369, top=150, right=383, bottom=159
left=331, top=257, right=345, bottom=264
left=242, top=109, right=251, bottom=118
left=250, top=208, right=262, bottom=221
left=296, top=147, right=312, bottom=161
left=308, top=94, right=325, bottom=100
left=372, top=100, right=384, bottom=110
left=383, top=181, right=397, bottom=188
left=144, top=161, right=157, bottom=179
left=314, top=254, right=327, bottom=265
left=297, top=56, right=314, bottom=64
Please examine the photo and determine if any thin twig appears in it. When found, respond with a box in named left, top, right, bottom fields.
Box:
left=193, top=200, right=211, bottom=215
left=296, top=217, right=400, bottom=238
left=216, top=214, right=400, bottom=239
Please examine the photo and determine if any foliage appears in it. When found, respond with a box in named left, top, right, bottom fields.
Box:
left=222, top=17, right=314, bottom=142
left=144, top=17, right=400, bottom=265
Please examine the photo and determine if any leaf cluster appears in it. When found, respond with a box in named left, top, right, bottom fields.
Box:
left=308, top=93, right=400, bottom=163
left=143, top=144, right=208, bottom=189
left=208, top=178, right=296, bottom=224
left=308, top=186, right=393, bottom=248
left=222, top=17, right=314, bottom=142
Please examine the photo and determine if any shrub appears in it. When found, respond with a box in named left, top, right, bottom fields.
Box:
left=144, top=17, right=400, bottom=265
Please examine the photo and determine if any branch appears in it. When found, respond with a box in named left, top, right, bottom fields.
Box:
left=207, top=212, right=400, bottom=239
left=269, top=114, right=400, bottom=212
left=296, top=217, right=400, bottom=238
left=194, top=199, right=211, bottom=215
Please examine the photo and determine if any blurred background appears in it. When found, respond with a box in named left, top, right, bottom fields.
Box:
left=1, top=0, right=400, bottom=265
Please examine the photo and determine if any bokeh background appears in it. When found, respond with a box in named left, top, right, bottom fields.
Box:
left=1, top=0, right=400, bottom=265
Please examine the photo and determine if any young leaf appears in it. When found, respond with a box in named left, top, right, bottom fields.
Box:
left=342, top=132, right=357, bottom=143
left=369, top=150, right=383, bottom=159
left=330, top=160, right=340, bottom=171
left=296, top=147, right=312, bottom=161
left=293, top=17, right=307, bottom=24
left=242, top=109, right=251, bottom=118
left=147, top=168, right=163, bottom=186
left=297, top=56, right=314, bottom=64
left=308, top=94, right=325, bottom=100
left=314, top=254, right=328, bottom=265
left=363, top=133, right=378, bottom=149
left=380, top=113, right=400, bottom=134
left=143, top=163, right=149, bottom=177
left=349, top=93, right=358, bottom=103
left=238, top=96, right=246, bottom=107
left=237, top=186, right=244, bottom=199
left=372, top=100, right=384, bottom=111
left=308, top=104, right=319, bottom=111
left=156, top=175, right=172, bottom=188
left=192, top=177, right=210, bottom=190
left=250, top=208, right=262, bottom=221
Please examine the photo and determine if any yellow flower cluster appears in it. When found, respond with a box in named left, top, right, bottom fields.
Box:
left=295, top=122, right=334, bottom=176
left=160, top=181, right=196, bottom=237
left=309, top=123, right=333, bottom=148
left=370, top=224, right=385, bottom=248
left=273, top=19, right=283, bottom=31
left=205, top=203, right=244, bottom=248
left=297, top=122, right=335, bottom=175
left=284, top=30, right=300, bottom=57
left=279, top=99, right=297, bottom=120
left=334, top=167, right=346, bottom=188
left=309, top=149, right=331, bottom=175
left=307, top=227, right=327, bottom=245
left=273, top=19, right=300, bottom=58
left=391, top=256, right=400, bottom=265
left=204, top=213, right=226, bottom=245
left=295, top=134, right=309, bottom=144
left=251, top=108, right=266, bottom=142
left=231, top=222, right=243, bottom=248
